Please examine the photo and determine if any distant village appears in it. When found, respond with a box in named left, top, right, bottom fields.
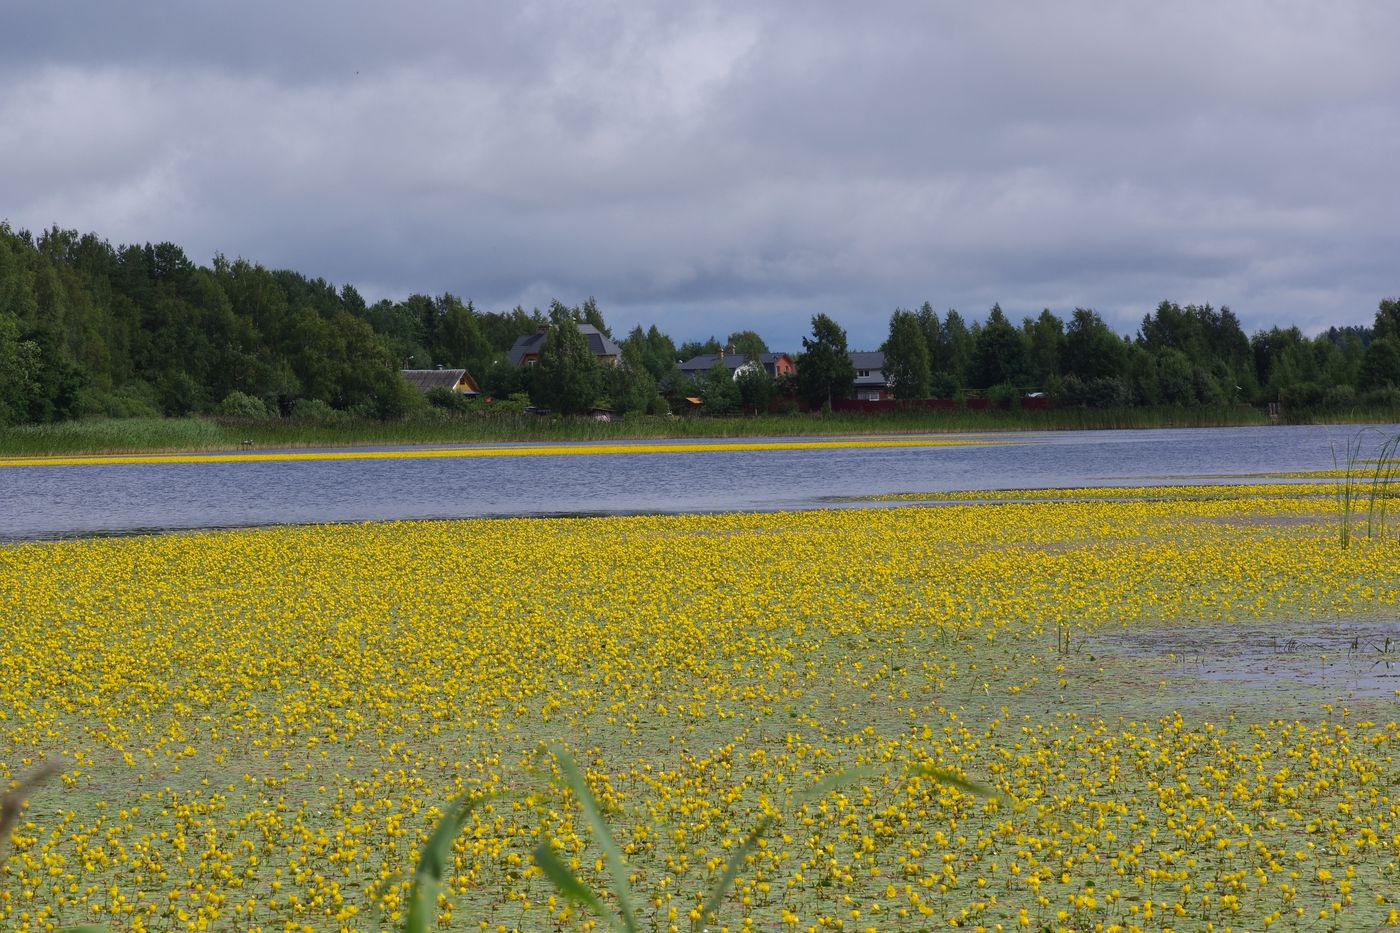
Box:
left=3, top=225, right=1396, bottom=426
left=402, top=320, right=938, bottom=417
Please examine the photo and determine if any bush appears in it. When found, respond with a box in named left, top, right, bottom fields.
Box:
left=1359, top=386, right=1400, bottom=410
left=425, top=388, right=472, bottom=413
left=1321, top=384, right=1356, bottom=411
left=987, top=382, right=1021, bottom=409
left=929, top=371, right=960, bottom=398
left=289, top=398, right=347, bottom=423
left=214, top=390, right=270, bottom=418
left=647, top=394, right=671, bottom=416
left=1062, top=374, right=1133, bottom=408
left=482, top=392, right=531, bottom=417
left=75, top=385, right=163, bottom=419
left=1281, top=381, right=1326, bottom=409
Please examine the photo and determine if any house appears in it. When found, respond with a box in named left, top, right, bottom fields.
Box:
left=678, top=352, right=796, bottom=381
left=849, top=351, right=892, bottom=401
left=507, top=323, right=623, bottom=367
left=401, top=368, right=481, bottom=395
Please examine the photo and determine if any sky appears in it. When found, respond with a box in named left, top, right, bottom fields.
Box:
left=3, top=1, right=1397, bottom=351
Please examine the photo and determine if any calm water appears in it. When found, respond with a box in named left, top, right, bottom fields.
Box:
left=3, top=424, right=1397, bottom=541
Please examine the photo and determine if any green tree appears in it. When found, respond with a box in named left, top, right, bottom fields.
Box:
left=1063, top=309, right=1127, bottom=381
left=1360, top=336, right=1400, bottom=390
left=478, top=305, right=546, bottom=353
left=532, top=318, right=603, bottom=414
left=610, top=342, right=660, bottom=414
left=1023, top=309, right=1064, bottom=389
left=699, top=360, right=740, bottom=414
left=433, top=296, right=491, bottom=373
left=796, top=314, right=856, bottom=408
left=726, top=330, right=768, bottom=361
left=880, top=308, right=931, bottom=399
left=734, top=363, right=774, bottom=413
left=933, top=309, right=973, bottom=389
left=678, top=337, right=722, bottom=361
left=970, top=305, right=1028, bottom=390
left=621, top=324, right=680, bottom=385
left=1373, top=298, right=1400, bottom=342
left=1155, top=348, right=1197, bottom=404
left=580, top=297, right=611, bottom=337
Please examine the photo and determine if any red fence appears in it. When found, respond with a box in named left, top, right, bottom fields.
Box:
left=829, top=397, right=1052, bottom=413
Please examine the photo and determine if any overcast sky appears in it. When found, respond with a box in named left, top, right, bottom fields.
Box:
left=3, top=2, right=1397, bottom=350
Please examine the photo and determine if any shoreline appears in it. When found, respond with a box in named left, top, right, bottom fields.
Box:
left=0, top=405, right=1396, bottom=458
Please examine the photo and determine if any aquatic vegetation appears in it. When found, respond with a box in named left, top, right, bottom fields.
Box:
left=1331, top=429, right=1400, bottom=548
left=0, top=407, right=1274, bottom=458
left=0, top=435, right=1008, bottom=469
left=1, top=488, right=1399, bottom=931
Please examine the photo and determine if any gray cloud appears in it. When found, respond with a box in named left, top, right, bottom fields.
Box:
left=3, top=1, right=1397, bottom=350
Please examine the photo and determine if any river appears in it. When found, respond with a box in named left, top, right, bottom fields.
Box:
left=2, top=423, right=1397, bottom=541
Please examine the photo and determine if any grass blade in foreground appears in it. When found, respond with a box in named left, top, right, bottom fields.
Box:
left=696, top=816, right=773, bottom=931
left=547, top=746, right=641, bottom=933
left=403, top=793, right=487, bottom=933
left=0, top=763, right=60, bottom=857
left=532, top=839, right=618, bottom=928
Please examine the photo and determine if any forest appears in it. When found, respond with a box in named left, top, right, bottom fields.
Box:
left=1, top=222, right=1398, bottom=425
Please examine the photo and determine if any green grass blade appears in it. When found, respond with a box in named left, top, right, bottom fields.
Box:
left=907, top=763, right=1000, bottom=801
left=698, top=816, right=773, bottom=927
left=798, top=765, right=880, bottom=802
left=403, top=793, right=487, bottom=933
left=549, top=747, right=640, bottom=933
left=532, top=840, right=617, bottom=928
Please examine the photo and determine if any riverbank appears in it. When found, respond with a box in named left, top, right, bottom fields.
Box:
left=0, top=404, right=1394, bottom=457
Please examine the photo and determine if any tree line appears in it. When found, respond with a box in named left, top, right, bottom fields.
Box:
left=1, top=222, right=1397, bottom=425
left=876, top=300, right=1400, bottom=411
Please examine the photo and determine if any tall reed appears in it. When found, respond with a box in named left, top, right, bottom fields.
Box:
left=1332, top=428, right=1400, bottom=548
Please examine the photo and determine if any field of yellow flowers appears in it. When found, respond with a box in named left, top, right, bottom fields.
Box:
left=2, top=487, right=1398, bottom=932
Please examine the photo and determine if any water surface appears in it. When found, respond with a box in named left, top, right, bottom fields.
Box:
left=3, top=423, right=1395, bottom=540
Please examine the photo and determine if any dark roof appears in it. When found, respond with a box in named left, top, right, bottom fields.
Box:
left=848, top=351, right=888, bottom=388
left=401, top=369, right=478, bottom=393
left=848, top=351, right=885, bottom=370
left=679, top=352, right=790, bottom=376
left=507, top=323, right=621, bottom=365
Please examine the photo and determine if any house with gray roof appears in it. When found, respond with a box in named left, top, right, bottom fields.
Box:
left=678, top=352, right=796, bottom=381
left=849, top=351, right=892, bottom=400
left=507, top=323, right=622, bottom=367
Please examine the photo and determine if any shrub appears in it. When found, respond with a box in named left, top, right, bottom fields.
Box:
left=289, top=398, right=346, bottom=423
left=214, top=390, right=270, bottom=418
left=1359, top=385, right=1400, bottom=410
left=987, top=382, right=1021, bottom=409
left=1321, top=384, right=1356, bottom=411
left=425, top=388, right=472, bottom=413
left=75, top=386, right=163, bottom=419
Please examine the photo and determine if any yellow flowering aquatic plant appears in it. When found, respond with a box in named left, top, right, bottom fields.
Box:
left=0, top=484, right=1398, bottom=931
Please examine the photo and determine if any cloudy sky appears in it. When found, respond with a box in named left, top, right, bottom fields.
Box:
left=3, top=2, right=1397, bottom=350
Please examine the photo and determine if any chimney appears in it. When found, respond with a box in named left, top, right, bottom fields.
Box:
left=536, top=324, right=550, bottom=334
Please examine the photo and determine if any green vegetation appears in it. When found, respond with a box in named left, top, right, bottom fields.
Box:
left=1332, top=428, right=1400, bottom=548
left=794, top=313, right=856, bottom=409
left=0, top=405, right=1314, bottom=457
left=3, top=222, right=1400, bottom=433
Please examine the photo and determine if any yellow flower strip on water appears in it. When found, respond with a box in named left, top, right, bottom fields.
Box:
left=847, top=481, right=1400, bottom=502
left=1, top=487, right=1398, bottom=931
left=0, top=436, right=1010, bottom=469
